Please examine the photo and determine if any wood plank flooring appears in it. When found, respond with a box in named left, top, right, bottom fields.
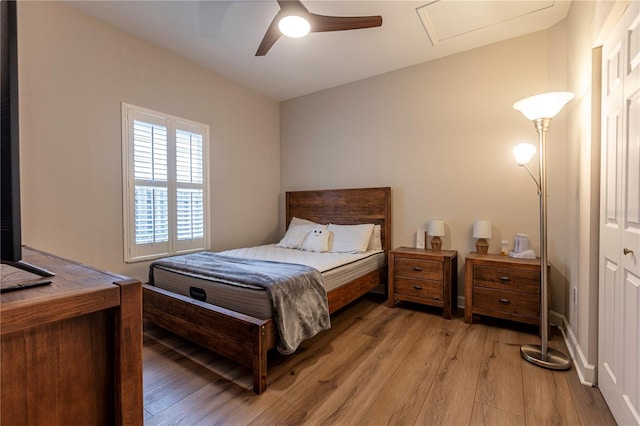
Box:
left=143, top=295, right=616, bottom=425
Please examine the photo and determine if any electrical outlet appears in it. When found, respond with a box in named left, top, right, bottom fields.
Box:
left=573, top=286, right=577, bottom=305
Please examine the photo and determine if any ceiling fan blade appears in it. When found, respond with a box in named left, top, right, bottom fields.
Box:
left=277, top=0, right=308, bottom=13
left=309, top=13, right=382, bottom=33
left=255, top=15, right=282, bottom=56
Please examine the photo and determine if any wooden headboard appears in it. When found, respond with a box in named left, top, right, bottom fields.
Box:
left=285, top=187, right=392, bottom=256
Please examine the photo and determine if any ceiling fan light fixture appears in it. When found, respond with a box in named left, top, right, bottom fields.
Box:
left=256, top=0, right=383, bottom=56
left=278, top=14, right=310, bottom=38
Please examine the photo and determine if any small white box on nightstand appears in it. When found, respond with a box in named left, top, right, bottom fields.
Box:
left=416, top=228, right=426, bottom=249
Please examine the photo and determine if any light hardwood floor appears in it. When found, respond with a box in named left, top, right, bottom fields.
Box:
left=143, top=295, right=616, bottom=425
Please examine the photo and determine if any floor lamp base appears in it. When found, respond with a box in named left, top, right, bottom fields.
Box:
left=520, top=344, right=572, bottom=370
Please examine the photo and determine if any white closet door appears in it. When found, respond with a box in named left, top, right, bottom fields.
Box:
left=599, top=2, right=640, bottom=425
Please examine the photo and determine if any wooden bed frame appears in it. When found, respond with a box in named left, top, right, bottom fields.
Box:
left=143, top=187, right=391, bottom=394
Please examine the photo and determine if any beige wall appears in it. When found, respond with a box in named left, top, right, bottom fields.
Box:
left=17, top=1, right=281, bottom=282
left=281, top=30, right=571, bottom=310
left=562, top=0, right=627, bottom=385
left=564, top=0, right=602, bottom=385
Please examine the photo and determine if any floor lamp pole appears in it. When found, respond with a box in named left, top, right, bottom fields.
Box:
left=520, top=118, right=571, bottom=370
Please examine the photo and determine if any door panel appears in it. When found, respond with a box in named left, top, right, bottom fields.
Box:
left=601, top=259, right=619, bottom=386
left=622, top=271, right=639, bottom=418
left=600, top=2, right=640, bottom=425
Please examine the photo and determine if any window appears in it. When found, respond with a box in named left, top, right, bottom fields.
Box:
left=122, top=103, right=209, bottom=262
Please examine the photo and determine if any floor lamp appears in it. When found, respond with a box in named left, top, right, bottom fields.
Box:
left=512, top=91, right=573, bottom=370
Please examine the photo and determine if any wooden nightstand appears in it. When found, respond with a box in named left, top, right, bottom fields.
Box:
left=388, top=247, right=458, bottom=319
left=464, top=253, right=542, bottom=326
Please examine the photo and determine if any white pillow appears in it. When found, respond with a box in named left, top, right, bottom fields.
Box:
left=368, top=224, right=382, bottom=251
left=327, top=223, right=375, bottom=254
left=289, top=216, right=318, bottom=228
left=276, top=224, right=315, bottom=249
left=301, top=227, right=331, bottom=252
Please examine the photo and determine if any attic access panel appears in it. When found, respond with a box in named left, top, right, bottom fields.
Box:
left=417, top=0, right=555, bottom=45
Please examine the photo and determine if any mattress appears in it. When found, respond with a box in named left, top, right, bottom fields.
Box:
left=150, top=244, right=385, bottom=319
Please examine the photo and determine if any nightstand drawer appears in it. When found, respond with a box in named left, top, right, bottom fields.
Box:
left=394, top=277, right=443, bottom=301
left=394, top=257, right=443, bottom=281
left=473, top=287, right=539, bottom=319
left=473, top=266, right=539, bottom=294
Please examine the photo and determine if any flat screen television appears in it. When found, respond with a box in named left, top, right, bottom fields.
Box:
left=1, top=0, right=53, bottom=281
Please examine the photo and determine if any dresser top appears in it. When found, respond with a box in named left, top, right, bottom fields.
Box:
left=392, top=247, right=457, bottom=258
left=2, top=246, right=130, bottom=304
left=465, top=252, right=541, bottom=266
left=1, top=246, right=140, bottom=336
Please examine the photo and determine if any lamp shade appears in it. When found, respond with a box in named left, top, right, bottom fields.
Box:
left=513, top=143, right=537, bottom=165
left=428, top=219, right=445, bottom=237
left=278, top=14, right=310, bottom=37
left=473, top=220, right=492, bottom=239
left=513, top=91, right=575, bottom=121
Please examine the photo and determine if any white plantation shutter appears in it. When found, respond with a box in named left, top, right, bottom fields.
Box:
left=134, top=186, right=168, bottom=244
left=176, top=129, right=203, bottom=184
left=176, top=189, right=204, bottom=239
left=133, top=120, right=168, bottom=245
left=122, top=104, right=209, bottom=262
left=173, top=124, right=206, bottom=252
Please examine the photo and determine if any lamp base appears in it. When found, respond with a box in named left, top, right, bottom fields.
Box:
left=430, top=236, right=442, bottom=251
left=476, top=238, right=489, bottom=254
left=520, top=344, right=571, bottom=370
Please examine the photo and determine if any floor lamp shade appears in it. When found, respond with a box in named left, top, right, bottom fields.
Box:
left=513, top=143, right=537, bottom=166
left=513, top=91, right=573, bottom=371
left=513, top=91, right=574, bottom=120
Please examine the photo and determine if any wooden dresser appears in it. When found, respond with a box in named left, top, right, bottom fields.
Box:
left=388, top=247, right=458, bottom=319
left=464, top=253, right=542, bottom=326
left=0, top=247, right=143, bottom=425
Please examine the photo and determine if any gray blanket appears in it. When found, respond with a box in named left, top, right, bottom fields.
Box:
left=150, top=252, right=330, bottom=355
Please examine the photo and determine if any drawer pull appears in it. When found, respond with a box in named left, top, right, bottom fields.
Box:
left=412, top=285, right=423, bottom=290
left=499, top=298, right=511, bottom=304
left=499, top=276, right=511, bottom=282
left=413, top=267, right=423, bottom=272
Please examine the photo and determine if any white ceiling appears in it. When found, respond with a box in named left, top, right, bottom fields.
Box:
left=65, top=0, right=571, bottom=101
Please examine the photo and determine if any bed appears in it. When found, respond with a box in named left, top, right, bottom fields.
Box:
left=142, top=187, right=391, bottom=393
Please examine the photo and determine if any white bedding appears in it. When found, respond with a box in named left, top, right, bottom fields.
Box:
left=220, top=244, right=384, bottom=273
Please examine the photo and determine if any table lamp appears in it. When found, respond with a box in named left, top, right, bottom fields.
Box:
left=473, top=220, right=491, bottom=254
left=428, top=219, right=445, bottom=250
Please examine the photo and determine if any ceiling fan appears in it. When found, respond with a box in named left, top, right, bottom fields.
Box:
left=256, top=0, right=383, bottom=56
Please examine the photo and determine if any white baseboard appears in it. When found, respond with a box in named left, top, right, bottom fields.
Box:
left=550, top=309, right=597, bottom=386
